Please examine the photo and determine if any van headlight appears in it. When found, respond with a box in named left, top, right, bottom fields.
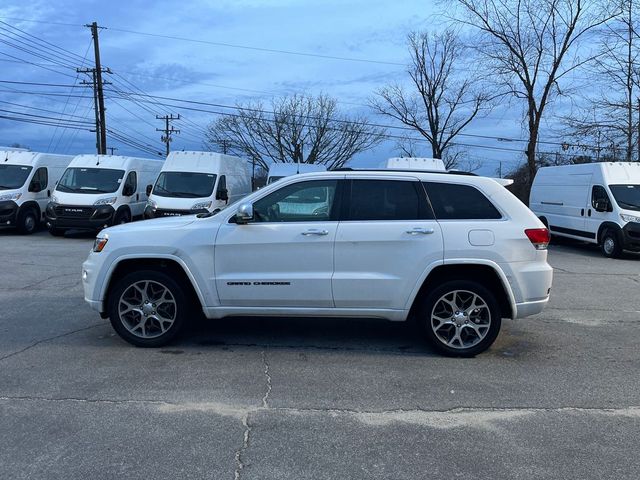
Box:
left=147, top=199, right=157, bottom=210
left=0, top=192, right=21, bottom=201
left=191, top=201, right=212, bottom=210
left=94, top=197, right=117, bottom=206
left=51, top=194, right=59, bottom=203
left=620, top=213, right=640, bottom=223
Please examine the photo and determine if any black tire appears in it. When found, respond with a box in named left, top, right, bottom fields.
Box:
left=47, top=226, right=65, bottom=237
left=107, top=269, right=188, bottom=347
left=600, top=229, right=622, bottom=258
left=418, top=280, right=502, bottom=357
left=16, top=208, right=38, bottom=234
left=113, top=209, right=131, bottom=225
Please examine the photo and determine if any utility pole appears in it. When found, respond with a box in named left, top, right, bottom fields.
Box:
left=79, top=21, right=110, bottom=155
left=107, top=147, right=117, bottom=155
left=637, top=98, right=640, bottom=162
left=156, top=114, right=181, bottom=156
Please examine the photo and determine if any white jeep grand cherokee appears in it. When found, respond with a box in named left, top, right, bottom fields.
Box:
left=82, top=170, right=553, bottom=356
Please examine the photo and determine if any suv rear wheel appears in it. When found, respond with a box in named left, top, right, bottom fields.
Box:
left=418, top=280, right=501, bottom=357
left=107, top=270, right=188, bottom=347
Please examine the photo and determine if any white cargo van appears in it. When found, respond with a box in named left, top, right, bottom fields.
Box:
left=530, top=162, right=640, bottom=257
left=385, top=157, right=447, bottom=171
left=145, top=151, right=251, bottom=218
left=45, top=154, right=163, bottom=235
left=0, top=151, right=73, bottom=234
left=266, top=163, right=327, bottom=184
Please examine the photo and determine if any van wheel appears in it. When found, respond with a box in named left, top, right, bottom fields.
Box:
left=418, top=280, right=501, bottom=357
left=601, top=229, right=622, bottom=258
left=17, top=208, right=38, bottom=234
left=114, top=210, right=131, bottom=225
left=48, top=226, right=65, bottom=237
left=107, top=270, right=188, bottom=347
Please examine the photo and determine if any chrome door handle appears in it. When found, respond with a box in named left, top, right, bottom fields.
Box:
left=302, top=229, right=329, bottom=236
left=406, top=228, right=435, bottom=235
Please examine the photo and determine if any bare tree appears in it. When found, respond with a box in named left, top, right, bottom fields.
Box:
left=453, top=0, right=618, bottom=182
left=371, top=30, right=489, bottom=167
left=205, top=93, right=385, bottom=171
left=562, top=0, right=640, bottom=161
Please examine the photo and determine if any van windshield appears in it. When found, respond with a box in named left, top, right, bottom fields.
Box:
left=57, top=168, right=125, bottom=194
left=610, top=184, right=640, bottom=211
left=153, top=172, right=217, bottom=198
left=0, top=165, right=32, bottom=190
left=267, top=176, right=284, bottom=184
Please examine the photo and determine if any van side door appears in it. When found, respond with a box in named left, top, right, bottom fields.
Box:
left=28, top=167, right=49, bottom=219
left=586, top=185, right=614, bottom=241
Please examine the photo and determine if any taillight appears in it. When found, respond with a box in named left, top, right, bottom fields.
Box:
left=525, top=228, right=550, bottom=250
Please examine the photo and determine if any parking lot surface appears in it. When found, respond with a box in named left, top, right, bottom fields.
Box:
left=1, top=229, right=639, bottom=479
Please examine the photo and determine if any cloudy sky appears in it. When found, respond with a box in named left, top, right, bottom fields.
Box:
left=0, top=0, right=595, bottom=175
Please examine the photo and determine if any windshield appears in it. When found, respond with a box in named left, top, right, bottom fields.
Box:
left=0, top=165, right=32, bottom=190
left=153, top=171, right=217, bottom=198
left=57, top=167, right=125, bottom=194
left=610, top=184, right=640, bottom=212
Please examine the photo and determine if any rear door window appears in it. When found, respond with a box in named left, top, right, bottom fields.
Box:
left=423, top=182, right=502, bottom=220
left=345, top=180, right=433, bottom=221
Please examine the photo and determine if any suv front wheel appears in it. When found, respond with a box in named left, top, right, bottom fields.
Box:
left=107, top=270, right=188, bottom=347
left=418, top=280, right=501, bottom=357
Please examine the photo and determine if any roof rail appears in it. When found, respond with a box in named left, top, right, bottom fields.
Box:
left=330, top=167, right=477, bottom=176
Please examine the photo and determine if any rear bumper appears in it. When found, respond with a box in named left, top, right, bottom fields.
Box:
left=46, top=203, right=115, bottom=231
left=515, top=298, right=549, bottom=318
left=0, top=200, right=18, bottom=225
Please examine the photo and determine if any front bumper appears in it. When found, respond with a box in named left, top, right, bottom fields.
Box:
left=144, top=206, right=205, bottom=219
left=46, top=203, right=116, bottom=231
left=622, top=222, right=640, bottom=251
left=0, top=200, right=18, bottom=226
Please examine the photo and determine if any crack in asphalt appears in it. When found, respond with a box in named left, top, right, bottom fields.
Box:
left=1, top=394, right=639, bottom=417
left=0, top=323, right=104, bottom=363
left=261, top=350, right=272, bottom=409
left=233, top=413, right=251, bottom=480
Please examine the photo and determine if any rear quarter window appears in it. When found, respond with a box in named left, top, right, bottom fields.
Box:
left=423, top=182, right=502, bottom=220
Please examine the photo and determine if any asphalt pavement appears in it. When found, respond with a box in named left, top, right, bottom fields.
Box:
left=0, top=228, right=638, bottom=479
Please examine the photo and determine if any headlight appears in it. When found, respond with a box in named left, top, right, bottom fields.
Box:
left=51, top=194, right=59, bottom=203
left=620, top=213, right=640, bottom=223
left=191, top=201, right=212, bottom=210
left=0, top=192, right=21, bottom=202
left=94, top=197, right=117, bottom=206
left=147, top=199, right=157, bottom=209
left=92, top=235, right=108, bottom=253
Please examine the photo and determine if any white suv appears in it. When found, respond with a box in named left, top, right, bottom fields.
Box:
left=82, top=170, right=553, bottom=356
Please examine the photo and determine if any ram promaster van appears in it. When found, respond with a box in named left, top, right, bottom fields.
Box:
left=45, top=154, right=163, bottom=235
left=145, top=151, right=251, bottom=218
left=530, top=162, right=640, bottom=257
left=0, top=151, right=73, bottom=234
left=385, top=157, right=447, bottom=171
left=266, top=163, right=327, bottom=184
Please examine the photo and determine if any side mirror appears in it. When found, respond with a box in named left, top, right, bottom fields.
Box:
left=236, top=202, right=254, bottom=224
left=28, top=181, right=41, bottom=193
left=123, top=185, right=134, bottom=197
left=146, top=184, right=153, bottom=196
left=216, top=188, right=229, bottom=202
